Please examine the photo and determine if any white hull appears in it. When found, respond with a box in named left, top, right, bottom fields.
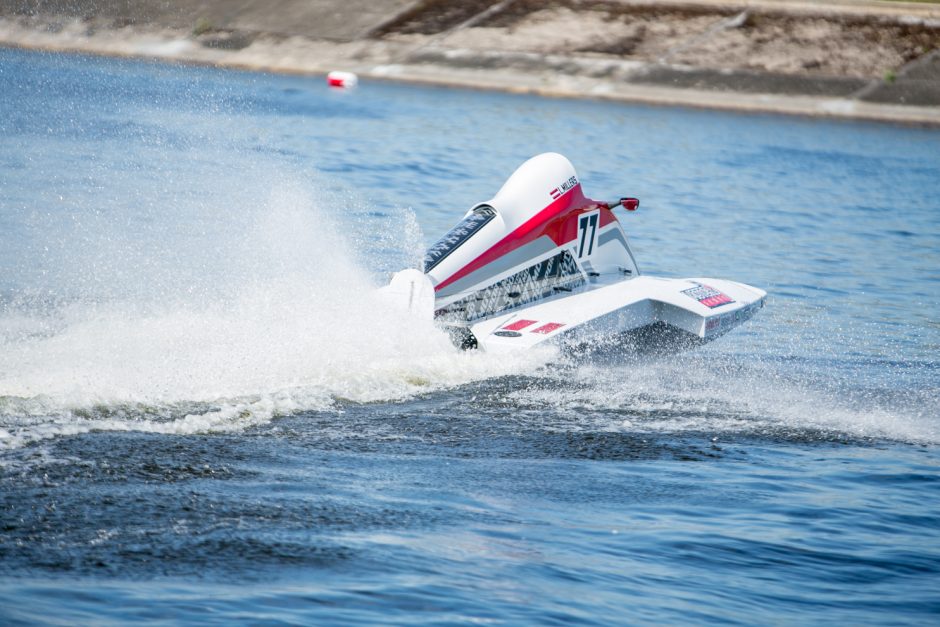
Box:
left=468, top=275, right=766, bottom=353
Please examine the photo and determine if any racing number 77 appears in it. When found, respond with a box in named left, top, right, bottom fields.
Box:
left=577, top=211, right=599, bottom=258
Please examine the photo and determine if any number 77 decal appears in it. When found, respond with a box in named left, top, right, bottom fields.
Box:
left=577, top=210, right=599, bottom=258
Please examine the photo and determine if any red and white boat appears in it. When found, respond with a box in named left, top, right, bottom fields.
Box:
left=382, top=153, right=766, bottom=353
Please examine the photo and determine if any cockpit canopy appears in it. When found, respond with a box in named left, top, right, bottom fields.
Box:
left=423, top=205, right=496, bottom=272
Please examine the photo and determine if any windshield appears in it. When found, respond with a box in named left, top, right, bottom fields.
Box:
left=423, top=206, right=496, bottom=272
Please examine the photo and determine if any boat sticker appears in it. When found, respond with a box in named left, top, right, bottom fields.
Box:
left=576, top=210, right=599, bottom=258
left=531, top=322, right=565, bottom=334
left=494, top=331, right=522, bottom=338
left=550, top=175, right=578, bottom=200
left=424, top=205, right=497, bottom=272
left=681, top=283, right=734, bottom=309
left=503, top=319, right=537, bottom=331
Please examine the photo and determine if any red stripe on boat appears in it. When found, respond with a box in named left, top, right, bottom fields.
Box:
left=435, top=185, right=616, bottom=292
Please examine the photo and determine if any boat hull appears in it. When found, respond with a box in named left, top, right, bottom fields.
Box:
left=465, top=276, right=766, bottom=353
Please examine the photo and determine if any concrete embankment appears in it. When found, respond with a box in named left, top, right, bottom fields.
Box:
left=1, top=0, right=938, bottom=125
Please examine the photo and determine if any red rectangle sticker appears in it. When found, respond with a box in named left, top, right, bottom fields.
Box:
left=503, top=319, right=537, bottom=331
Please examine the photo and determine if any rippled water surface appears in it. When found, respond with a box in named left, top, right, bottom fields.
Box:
left=1, top=49, right=939, bottom=624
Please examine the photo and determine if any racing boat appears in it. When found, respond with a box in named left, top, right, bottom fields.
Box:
left=382, top=153, right=766, bottom=353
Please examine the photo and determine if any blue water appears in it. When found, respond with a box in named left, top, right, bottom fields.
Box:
left=1, top=48, right=939, bottom=625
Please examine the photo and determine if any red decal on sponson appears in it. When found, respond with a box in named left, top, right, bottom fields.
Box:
left=700, top=294, right=733, bottom=308
left=503, top=319, right=538, bottom=331
left=531, top=322, right=565, bottom=334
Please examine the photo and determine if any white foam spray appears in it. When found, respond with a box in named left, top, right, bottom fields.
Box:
left=0, top=180, right=552, bottom=450
left=508, top=350, right=939, bottom=445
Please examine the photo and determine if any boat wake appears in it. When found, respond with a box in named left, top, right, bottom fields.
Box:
left=506, top=351, right=940, bottom=445
left=0, top=183, right=553, bottom=452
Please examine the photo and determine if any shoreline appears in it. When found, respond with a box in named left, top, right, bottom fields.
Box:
left=2, top=2, right=939, bottom=127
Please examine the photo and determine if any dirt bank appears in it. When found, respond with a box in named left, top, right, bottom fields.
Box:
left=1, top=0, right=939, bottom=124
left=381, top=0, right=939, bottom=78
